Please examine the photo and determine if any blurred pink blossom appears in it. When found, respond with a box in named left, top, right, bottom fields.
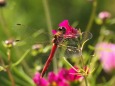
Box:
left=95, top=42, right=115, bottom=72
left=52, top=20, right=78, bottom=39
left=98, top=11, right=111, bottom=20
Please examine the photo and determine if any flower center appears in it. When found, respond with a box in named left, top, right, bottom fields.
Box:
left=51, top=81, right=57, bottom=86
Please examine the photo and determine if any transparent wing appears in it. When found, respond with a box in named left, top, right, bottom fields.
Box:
left=58, top=43, right=81, bottom=59
left=80, top=32, right=93, bottom=49
left=13, top=24, right=52, bottom=47
left=64, top=46, right=81, bottom=58
left=58, top=31, right=92, bottom=59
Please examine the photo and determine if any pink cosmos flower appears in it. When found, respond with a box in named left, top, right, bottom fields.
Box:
left=95, top=42, right=115, bottom=72
left=48, top=72, right=69, bottom=86
left=52, top=20, right=78, bottom=39
left=98, top=11, right=111, bottom=20
left=33, top=72, right=49, bottom=86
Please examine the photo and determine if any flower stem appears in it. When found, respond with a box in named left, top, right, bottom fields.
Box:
left=7, top=49, right=15, bottom=86
left=42, top=0, right=52, bottom=37
left=84, top=76, right=88, bottom=86
left=42, top=0, right=57, bottom=73
left=80, top=49, right=88, bottom=86
left=6, top=68, right=15, bottom=86
left=97, top=25, right=106, bottom=42
left=11, top=49, right=30, bottom=67
left=85, top=0, right=97, bottom=32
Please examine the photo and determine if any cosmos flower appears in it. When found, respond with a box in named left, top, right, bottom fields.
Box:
left=52, top=20, right=78, bottom=39
left=98, top=11, right=111, bottom=21
left=0, top=0, right=6, bottom=7
left=48, top=72, right=69, bottom=86
left=95, top=42, right=115, bottom=72
left=58, top=68, right=81, bottom=82
left=33, top=67, right=83, bottom=86
left=33, top=73, right=49, bottom=86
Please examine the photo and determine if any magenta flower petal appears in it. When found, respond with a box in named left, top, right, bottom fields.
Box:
left=48, top=72, right=57, bottom=83
left=59, top=20, right=71, bottom=31
left=33, top=73, right=49, bottom=86
left=59, top=20, right=78, bottom=38
left=68, top=67, right=82, bottom=81
left=58, top=68, right=70, bottom=80
left=52, top=30, right=57, bottom=35
left=56, top=74, right=69, bottom=86
left=58, top=67, right=82, bottom=82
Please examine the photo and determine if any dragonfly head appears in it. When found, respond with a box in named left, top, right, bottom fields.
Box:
left=58, top=27, right=66, bottom=34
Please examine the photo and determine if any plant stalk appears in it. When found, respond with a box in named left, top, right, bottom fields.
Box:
left=86, top=0, right=97, bottom=32
left=80, top=48, right=88, bottom=86
left=7, top=49, right=15, bottom=86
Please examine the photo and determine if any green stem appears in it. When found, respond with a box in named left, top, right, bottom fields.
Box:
left=84, top=76, right=88, bottom=86
left=11, top=49, right=30, bottom=67
left=42, top=0, right=52, bottom=37
left=63, top=57, right=79, bottom=72
left=86, top=0, right=97, bottom=32
left=6, top=68, right=15, bottom=86
left=42, top=0, right=57, bottom=73
left=97, top=25, right=106, bottom=42
left=80, top=48, right=88, bottom=86
left=7, top=49, right=11, bottom=62
left=6, top=49, right=15, bottom=86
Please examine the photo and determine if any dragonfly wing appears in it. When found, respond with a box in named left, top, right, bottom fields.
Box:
left=64, top=46, right=81, bottom=58
left=13, top=24, right=52, bottom=47
left=58, top=44, right=81, bottom=59
left=80, top=32, right=93, bottom=48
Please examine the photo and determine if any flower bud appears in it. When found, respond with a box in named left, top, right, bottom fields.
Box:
left=4, top=39, right=17, bottom=48
left=32, top=44, right=43, bottom=51
left=31, top=44, right=43, bottom=56
left=0, top=0, right=6, bottom=7
left=98, top=11, right=111, bottom=21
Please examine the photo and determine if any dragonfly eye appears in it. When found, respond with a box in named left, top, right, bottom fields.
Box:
left=58, top=27, right=66, bottom=34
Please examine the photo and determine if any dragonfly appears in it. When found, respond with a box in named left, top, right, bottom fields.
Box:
left=40, top=19, right=93, bottom=77
left=13, top=20, right=92, bottom=77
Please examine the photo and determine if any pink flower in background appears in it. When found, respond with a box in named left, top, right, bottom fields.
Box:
left=33, top=73, right=49, bottom=86
left=95, top=42, right=115, bottom=72
left=52, top=20, right=78, bottom=39
left=98, top=11, right=111, bottom=20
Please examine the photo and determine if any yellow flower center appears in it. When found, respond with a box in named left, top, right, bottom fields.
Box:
left=50, top=81, right=57, bottom=86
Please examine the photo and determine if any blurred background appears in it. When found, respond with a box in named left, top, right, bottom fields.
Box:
left=0, top=0, right=115, bottom=86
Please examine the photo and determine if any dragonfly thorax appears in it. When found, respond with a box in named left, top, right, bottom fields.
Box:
left=52, top=27, right=66, bottom=45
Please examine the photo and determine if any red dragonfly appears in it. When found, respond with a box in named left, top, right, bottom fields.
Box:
left=14, top=20, right=92, bottom=77
left=40, top=20, right=92, bottom=77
